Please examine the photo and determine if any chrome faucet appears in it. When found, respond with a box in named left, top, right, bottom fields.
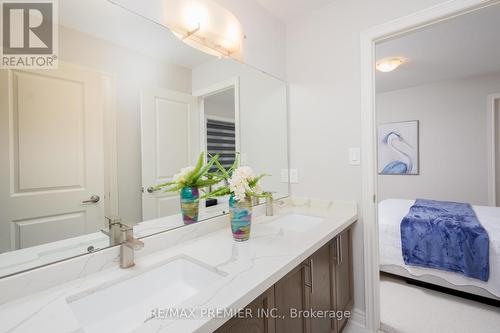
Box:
left=120, top=224, right=144, bottom=269
left=103, top=216, right=123, bottom=246
left=265, top=192, right=275, bottom=216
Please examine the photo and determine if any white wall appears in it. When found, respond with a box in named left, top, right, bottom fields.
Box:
left=286, top=0, right=454, bottom=317
left=214, top=0, right=286, bottom=79
left=193, top=59, right=289, bottom=200
left=60, top=26, right=192, bottom=225
left=59, top=0, right=288, bottom=225
left=377, top=74, right=500, bottom=205
left=205, top=95, right=236, bottom=120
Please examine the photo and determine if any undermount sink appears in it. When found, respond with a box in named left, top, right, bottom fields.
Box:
left=67, top=257, right=224, bottom=333
left=268, top=213, right=325, bottom=232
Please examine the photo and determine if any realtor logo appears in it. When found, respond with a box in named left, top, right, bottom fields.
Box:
left=1, top=0, right=58, bottom=68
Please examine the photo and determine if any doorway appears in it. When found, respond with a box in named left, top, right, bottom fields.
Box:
left=194, top=78, right=240, bottom=215
left=360, top=0, right=500, bottom=331
left=495, top=98, right=500, bottom=206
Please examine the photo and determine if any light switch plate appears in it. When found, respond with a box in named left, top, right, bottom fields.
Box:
left=281, top=169, right=289, bottom=183
left=349, top=148, right=361, bottom=165
left=290, top=169, right=299, bottom=184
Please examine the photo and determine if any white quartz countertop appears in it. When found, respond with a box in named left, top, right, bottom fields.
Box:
left=0, top=198, right=357, bottom=333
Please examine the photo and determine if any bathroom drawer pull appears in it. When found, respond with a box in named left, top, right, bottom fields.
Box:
left=304, top=261, right=312, bottom=293
left=309, top=258, right=314, bottom=294
left=336, top=235, right=342, bottom=265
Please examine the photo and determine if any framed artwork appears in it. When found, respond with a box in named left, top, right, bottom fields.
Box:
left=378, top=120, right=419, bottom=175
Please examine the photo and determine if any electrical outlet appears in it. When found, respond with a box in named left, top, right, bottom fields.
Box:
left=290, top=169, right=299, bottom=184
left=281, top=169, right=289, bottom=183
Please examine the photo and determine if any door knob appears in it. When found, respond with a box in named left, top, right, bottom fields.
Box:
left=82, top=195, right=100, bottom=204
left=147, top=186, right=160, bottom=194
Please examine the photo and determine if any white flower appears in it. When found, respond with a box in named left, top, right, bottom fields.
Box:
left=253, top=182, right=263, bottom=195
left=229, top=166, right=263, bottom=202
left=237, top=166, right=254, bottom=181
left=173, top=166, right=195, bottom=184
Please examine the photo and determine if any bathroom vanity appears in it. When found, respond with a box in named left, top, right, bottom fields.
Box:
left=0, top=3, right=356, bottom=333
left=0, top=198, right=356, bottom=333
left=216, top=226, right=353, bottom=333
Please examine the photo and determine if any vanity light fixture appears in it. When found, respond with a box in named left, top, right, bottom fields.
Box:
left=164, top=0, right=244, bottom=59
left=376, top=57, right=406, bottom=72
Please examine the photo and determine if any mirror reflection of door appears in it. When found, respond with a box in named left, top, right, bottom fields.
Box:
left=140, top=88, right=199, bottom=221
left=496, top=99, right=500, bottom=207
left=0, top=0, right=289, bottom=279
left=203, top=88, right=237, bottom=213
left=0, top=64, right=107, bottom=251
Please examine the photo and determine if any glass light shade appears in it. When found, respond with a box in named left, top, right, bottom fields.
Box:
left=108, top=0, right=244, bottom=59
left=376, top=58, right=405, bottom=73
left=164, top=0, right=244, bottom=59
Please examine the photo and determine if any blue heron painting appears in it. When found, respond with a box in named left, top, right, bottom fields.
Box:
left=378, top=121, right=419, bottom=175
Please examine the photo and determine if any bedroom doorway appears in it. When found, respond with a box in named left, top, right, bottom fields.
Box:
left=361, top=0, right=500, bottom=332
left=494, top=97, right=500, bottom=206
left=375, top=5, right=500, bottom=332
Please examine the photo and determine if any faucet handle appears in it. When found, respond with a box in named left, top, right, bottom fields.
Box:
left=121, top=224, right=144, bottom=250
left=265, top=192, right=275, bottom=216
left=105, top=215, right=122, bottom=226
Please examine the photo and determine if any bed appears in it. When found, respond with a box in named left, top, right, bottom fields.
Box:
left=379, top=199, right=500, bottom=300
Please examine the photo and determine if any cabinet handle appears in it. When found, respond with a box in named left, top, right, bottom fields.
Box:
left=304, top=260, right=314, bottom=294
left=309, top=258, right=314, bottom=294
left=336, top=235, right=342, bottom=265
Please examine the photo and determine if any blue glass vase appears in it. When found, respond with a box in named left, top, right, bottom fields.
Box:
left=180, top=187, right=199, bottom=225
left=229, top=195, right=252, bottom=241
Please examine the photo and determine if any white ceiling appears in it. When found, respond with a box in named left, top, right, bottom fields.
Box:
left=60, top=0, right=213, bottom=69
left=376, top=4, right=500, bottom=93
left=254, top=0, right=334, bottom=23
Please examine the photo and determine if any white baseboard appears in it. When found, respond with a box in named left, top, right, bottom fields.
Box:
left=350, top=307, right=366, bottom=328
left=345, top=308, right=385, bottom=333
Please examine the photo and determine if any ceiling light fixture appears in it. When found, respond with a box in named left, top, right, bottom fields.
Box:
left=376, top=57, right=406, bottom=73
left=164, top=0, right=244, bottom=59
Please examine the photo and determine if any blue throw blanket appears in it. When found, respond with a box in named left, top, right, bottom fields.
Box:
left=401, top=199, right=489, bottom=281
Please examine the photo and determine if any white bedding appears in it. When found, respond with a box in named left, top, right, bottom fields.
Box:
left=379, top=199, right=500, bottom=298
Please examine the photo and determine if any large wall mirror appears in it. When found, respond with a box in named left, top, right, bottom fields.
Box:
left=0, top=0, right=289, bottom=278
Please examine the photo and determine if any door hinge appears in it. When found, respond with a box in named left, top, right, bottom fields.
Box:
left=373, top=194, right=376, bottom=203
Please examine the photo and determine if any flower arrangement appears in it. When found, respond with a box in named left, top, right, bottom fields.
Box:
left=152, top=152, right=223, bottom=193
left=202, top=155, right=270, bottom=202
left=202, top=154, right=270, bottom=241
left=151, top=152, right=224, bottom=224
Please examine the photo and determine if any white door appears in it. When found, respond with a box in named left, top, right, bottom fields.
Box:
left=141, top=87, right=199, bottom=221
left=0, top=64, right=105, bottom=251
left=496, top=98, right=500, bottom=207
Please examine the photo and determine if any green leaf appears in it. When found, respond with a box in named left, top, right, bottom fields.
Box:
left=185, top=152, right=205, bottom=185
left=246, top=190, right=272, bottom=199
left=192, top=154, right=220, bottom=184
left=195, top=177, right=224, bottom=188
left=163, top=183, right=184, bottom=193
left=248, top=173, right=270, bottom=187
left=212, top=157, right=230, bottom=179
left=152, top=181, right=177, bottom=190
left=227, top=153, right=240, bottom=175
left=201, top=186, right=231, bottom=199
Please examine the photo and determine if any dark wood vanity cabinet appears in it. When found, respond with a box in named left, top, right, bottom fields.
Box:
left=216, top=288, right=276, bottom=333
left=215, top=226, right=354, bottom=333
left=274, top=264, right=309, bottom=333
left=330, top=228, right=354, bottom=333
